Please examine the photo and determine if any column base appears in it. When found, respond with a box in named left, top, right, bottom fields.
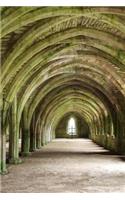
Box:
left=0, top=169, right=8, bottom=175
left=30, top=148, right=36, bottom=152
left=36, top=145, right=42, bottom=149
left=0, top=161, right=8, bottom=174
left=9, top=158, right=22, bottom=164
left=21, top=152, right=32, bottom=157
left=36, top=144, right=42, bottom=149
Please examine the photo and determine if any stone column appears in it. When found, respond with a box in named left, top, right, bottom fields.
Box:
left=0, top=74, right=7, bottom=173
left=41, top=122, right=45, bottom=146
left=36, top=119, right=41, bottom=149
left=30, top=114, right=36, bottom=152
left=21, top=105, right=31, bottom=156
left=0, top=124, right=7, bottom=174
left=9, top=95, right=21, bottom=164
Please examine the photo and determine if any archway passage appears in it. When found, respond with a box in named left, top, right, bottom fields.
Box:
left=0, top=6, right=125, bottom=192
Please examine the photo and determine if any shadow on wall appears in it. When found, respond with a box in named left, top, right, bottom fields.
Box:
left=55, top=112, right=90, bottom=138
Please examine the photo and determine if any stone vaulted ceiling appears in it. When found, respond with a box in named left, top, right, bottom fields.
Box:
left=1, top=7, right=125, bottom=154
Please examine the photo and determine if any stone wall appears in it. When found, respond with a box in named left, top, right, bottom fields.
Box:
left=55, top=113, right=90, bottom=138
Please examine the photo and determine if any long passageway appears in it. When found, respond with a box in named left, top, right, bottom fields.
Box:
left=1, top=139, right=125, bottom=193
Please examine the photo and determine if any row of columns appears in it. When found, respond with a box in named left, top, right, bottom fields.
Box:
left=1, top=95, right=124, bottom=174
left=0, top=95, right=51, bottom=174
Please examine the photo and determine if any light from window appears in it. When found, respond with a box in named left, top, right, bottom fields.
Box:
left=67, top=117, right=77, bottom=135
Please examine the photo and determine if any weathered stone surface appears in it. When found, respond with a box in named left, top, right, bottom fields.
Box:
left=1, top=139, right=125, bottom=192
left=0, top=7, right=125, bottom=178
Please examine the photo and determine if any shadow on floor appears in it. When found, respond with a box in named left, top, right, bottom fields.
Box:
left=27, top=150, right=125, bottom=161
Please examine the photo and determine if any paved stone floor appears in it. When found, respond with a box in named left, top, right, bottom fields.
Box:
left=1, top=139, right=125, bottom=193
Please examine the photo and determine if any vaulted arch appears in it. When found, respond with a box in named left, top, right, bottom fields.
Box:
left=1, top=6, right=125, bottom=175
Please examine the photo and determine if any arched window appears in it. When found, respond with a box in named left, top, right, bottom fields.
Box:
left=67, top=117, right=77, bottom=135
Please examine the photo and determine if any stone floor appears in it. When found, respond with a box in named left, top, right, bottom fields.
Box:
left=1, top=139, right=125, bottom=193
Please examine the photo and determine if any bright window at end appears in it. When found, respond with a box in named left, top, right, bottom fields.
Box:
left=67, top=117, right=77, bottom=135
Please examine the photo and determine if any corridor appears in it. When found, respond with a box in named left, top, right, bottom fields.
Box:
left=1, top=139, right=125, bottom=193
